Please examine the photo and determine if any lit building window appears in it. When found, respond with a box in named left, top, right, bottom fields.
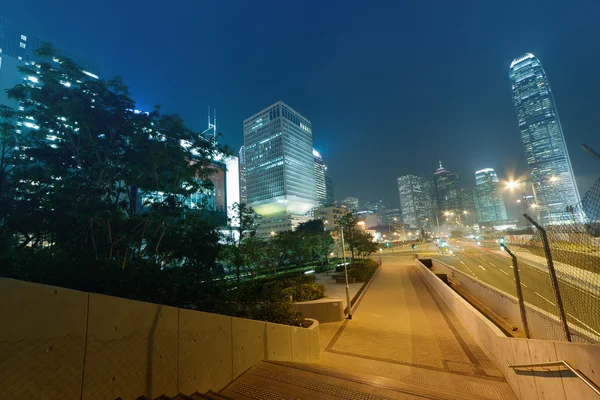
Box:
left=21, top=34, right=27, bottom=41
left=20, top=42, right=26, bottom=49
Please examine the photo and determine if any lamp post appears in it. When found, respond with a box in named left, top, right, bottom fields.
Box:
left=506, top=176, right=559, bottom=226
left=379, top=248, right=383, bottom=265
left=340, top=225, right=353, bottom=319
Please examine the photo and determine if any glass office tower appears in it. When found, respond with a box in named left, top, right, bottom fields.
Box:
left=474, top=168, right=507, bottom=222
left=509, top=53, right=581, bottom=224
left=243, top=101, right=316, bottom=216
left=313, top=148, right=327, bottom=206
left=433, top=161, right=460, bottom=216
left=397, top=174, right=435, bottom=230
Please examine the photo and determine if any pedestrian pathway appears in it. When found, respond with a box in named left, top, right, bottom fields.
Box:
left=318, top=255, right=517, bottom=400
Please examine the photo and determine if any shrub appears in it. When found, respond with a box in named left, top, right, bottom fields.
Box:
left=347, top=261, right=378, bottom=282
left=281, top=283, right=325, bottom=302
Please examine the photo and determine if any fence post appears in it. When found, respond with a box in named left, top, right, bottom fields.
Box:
left=501, top=243, right=530, bottom=338
left=523, top=213, right=572, bottom=342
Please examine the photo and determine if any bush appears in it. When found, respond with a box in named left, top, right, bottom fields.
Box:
left=281, top=283, right=325, bottom=302
left=347, top=261, right=378, bottom=282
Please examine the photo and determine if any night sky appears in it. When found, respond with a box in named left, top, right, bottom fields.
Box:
left=5, top=0, right=600, bottom=207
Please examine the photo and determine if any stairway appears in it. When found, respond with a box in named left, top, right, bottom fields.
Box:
left=217, top=361, right=506, bottom=400
left=129, top=360, right=512, bottom=400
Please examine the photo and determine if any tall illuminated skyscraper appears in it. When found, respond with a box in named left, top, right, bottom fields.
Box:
left=509, top=53, right=581, bottom=224
left=238, top=145, right=247, bottom=204
left=243, top=101, right=316, bottom=217
left=474, top=168, right=507, bottom=223
left=397, top=174, right=435, bottom=230
left=433, top=161, right=459, bottom=217
left=313, top=148, right=327, bottom=206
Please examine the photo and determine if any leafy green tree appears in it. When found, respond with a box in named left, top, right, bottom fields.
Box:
left=4, top=43, right=224, bottom=272
left=338, top=211, right=362, bottom=259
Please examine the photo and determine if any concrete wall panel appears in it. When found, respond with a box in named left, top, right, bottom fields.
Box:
left=306, top=319, right=321, bottom=362
left=294, top=298, right=344, bottom=323
left=82, top=294, right=178, bottom=400
left=266, top=322, right=292, bottom=361
left=291, top=326, right=311, bottom=363
left=526, top=340, right=566, bottom=400
left=0, top=279, right=87, bottom=400
left=231, top=317, right=266, bottom=378
left=178, top=310, right=233, bottom=394
left=554, top=341, right=600, bottom=400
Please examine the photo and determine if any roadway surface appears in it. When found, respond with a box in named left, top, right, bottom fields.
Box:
left=400, top=241, right=600, bottom=340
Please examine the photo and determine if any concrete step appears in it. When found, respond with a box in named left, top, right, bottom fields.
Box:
left=218, top=361, right=498, bottom=400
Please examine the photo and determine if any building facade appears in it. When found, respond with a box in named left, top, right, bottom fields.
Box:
left=397, top=174, right=435, bottom=230
left=433, top=161, right=460, bottom=218
left=342, top=197, right=359, bottom=213
left=238, top=145, right=247, bottom=204
left=243, top=101, right=316, bottom=217
left=313, top=148, right=327, bottom=206
left=0, top=16, right=99, bottom=110
left=325, top=175, right=335, bottom=205
left=459, top=187, right=477, bottom=226
left=314, top=205, right=348, bottom=233
left=474, top=168, right=507, bottom=223
left=509, top=53, right=581, bottom=224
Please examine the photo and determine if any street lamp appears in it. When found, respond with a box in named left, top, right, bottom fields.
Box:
left=339, top=224, right=353, bottom=319
left=379, top=248, right=383, bottom=265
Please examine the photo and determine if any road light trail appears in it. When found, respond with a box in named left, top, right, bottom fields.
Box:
left=499, top=269, right=509, bottom=276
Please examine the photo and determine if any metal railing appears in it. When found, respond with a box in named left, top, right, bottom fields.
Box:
left=505, top=359, right=600, bottom=397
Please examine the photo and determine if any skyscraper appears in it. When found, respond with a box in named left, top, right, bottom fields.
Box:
left=325, top=175, right=335, bottom=205
left=238, top=145, right=247, bottom=205
left=243, top=101, right=316, bottom=217
left=0, top=16, right=99, bottom=109
left=342, top=197, right=359, bottom=213
left=397, top=174, right=435, bottom=230
left=313, top=148, right=327, bottom=206
left=474, top=168, right=507, bottom=223
left=459, top=187, right=477, bottom=226
left=509, top=53, right=581, bottom=224
left=434, top=161, right=459, bottom=217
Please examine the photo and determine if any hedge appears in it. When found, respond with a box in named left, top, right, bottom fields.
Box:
left=281, top=283, right=325, bottom=302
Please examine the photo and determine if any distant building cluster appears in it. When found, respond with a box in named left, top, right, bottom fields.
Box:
left=0, top=13, right=583, bottom=239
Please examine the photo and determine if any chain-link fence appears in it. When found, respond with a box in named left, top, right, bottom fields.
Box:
left=510, top=178, right=600, bottom=343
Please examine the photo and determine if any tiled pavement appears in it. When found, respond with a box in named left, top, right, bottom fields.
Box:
left=318, top=255, right=518, bottom=400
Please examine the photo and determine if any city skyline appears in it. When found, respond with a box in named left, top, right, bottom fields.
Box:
left=1, top=2, right=600, bottom=205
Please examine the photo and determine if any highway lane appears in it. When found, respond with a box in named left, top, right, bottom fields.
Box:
left=433, top=240, right=600, bottom=341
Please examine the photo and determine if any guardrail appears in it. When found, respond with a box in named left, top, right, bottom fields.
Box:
left=506, top=360, right=600, bottom=397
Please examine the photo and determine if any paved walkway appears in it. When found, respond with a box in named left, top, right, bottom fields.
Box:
left=314, top=270, right=362, bottom=310
left=318, top=255, right=517, bottom=400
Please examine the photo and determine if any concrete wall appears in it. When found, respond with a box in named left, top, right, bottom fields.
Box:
left=294, top=297, right=345, bottom=323
left=0, top=278, right=320, bottom=400
left=431, top=258, right=597, bottom=343
left=415, top=259, right=600, bottom=400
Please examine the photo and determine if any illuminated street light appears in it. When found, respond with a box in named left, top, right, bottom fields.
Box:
left=270, top=231, right=276, bottom=236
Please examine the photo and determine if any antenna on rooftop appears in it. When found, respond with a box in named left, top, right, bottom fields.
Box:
left=202, top=106, right=217, bottom=140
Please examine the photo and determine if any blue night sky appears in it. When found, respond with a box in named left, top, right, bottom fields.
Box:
left=4, top=0, right=600, bottom=206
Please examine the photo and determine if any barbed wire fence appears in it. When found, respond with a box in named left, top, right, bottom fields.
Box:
left=509, top=177, right=600, bottom=343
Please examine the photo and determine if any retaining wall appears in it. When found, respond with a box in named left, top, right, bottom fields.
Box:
left=0, top=278, right=320, bottom=400
left=415, top=259, right=600, bottom=400
left=294, top=297, right=345, bottom=323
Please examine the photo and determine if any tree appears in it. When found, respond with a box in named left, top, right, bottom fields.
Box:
left=338, top=211, right=363, bottom=259
left=4, top=43, right=225, bottom=272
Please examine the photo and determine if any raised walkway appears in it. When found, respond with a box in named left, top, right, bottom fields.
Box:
left=318, top=254, right=518, bottom=400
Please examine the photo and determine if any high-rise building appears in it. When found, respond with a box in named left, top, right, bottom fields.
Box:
left=434, top=161, right=460, bottom=217
left=239, top=145, right=247, bottom=204
left=342, top=197, right=359, bottom=213
left=243, top=101, right=316, bottom=217
left=325, top=175, right=335, bottom=205
left=459, top=187, right=477, bottom=226
left=397, top=174, right=435, bottom=230
left=313, top=148, right=327, bottom=206
left=0, top=16, right=99, bottom=109
left=474, top=168, right=507, bottom=223
left=509, top=53, right=581, bottom=224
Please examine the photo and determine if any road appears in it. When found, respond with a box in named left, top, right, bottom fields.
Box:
left=427, top=240, right=600, bottom=341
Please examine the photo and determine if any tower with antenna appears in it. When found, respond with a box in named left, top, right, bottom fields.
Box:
left=201, top=106, right=217, bottom=140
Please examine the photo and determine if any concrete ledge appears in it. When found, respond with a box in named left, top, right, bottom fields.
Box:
left=414, top=259, right=600, bottom=400
left=294, top=297, right=344, bottom=323
left=0, top=278, right=321, bottom=400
